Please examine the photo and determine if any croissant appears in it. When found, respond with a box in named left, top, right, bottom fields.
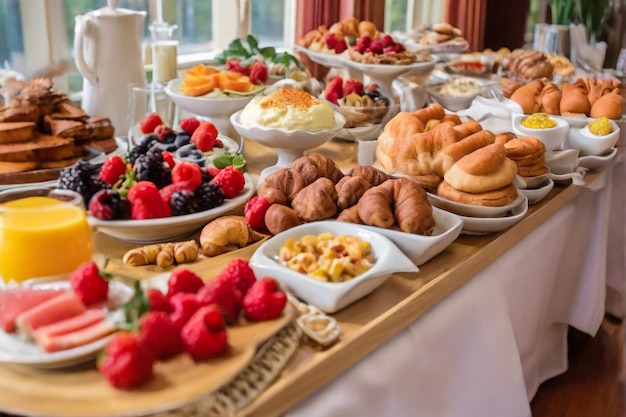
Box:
left=335, top=176, right=373, bottom=210
left=385, top=177, right=435, bottom=235
left=510, top=80, right=543, bottom=114
left=539, top=82, right=561, bottom=115
left=357, top=182, right=395, bottom=228
left=291, top=177, right=338, bottom=222
left=264, top=204, right=302, bottom=235
left=336, top=205, right=363, bottom=224
left=256, top=168, right=307, bottom=205
left=292, top=152, right=344, bottom=184
left=123, top=240, right=199, bottom=268
left=348, top=165, right=389, bottom=186
left=200, top=216, right=266, bottom=257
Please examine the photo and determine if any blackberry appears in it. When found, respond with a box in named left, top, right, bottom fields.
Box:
left=194, top=182, right=225, bottom=211
left=58, top=160, right=105, bottom=206
left=128, top=134, right=159, bottom=163
left=169, top=190, right=200, bottom=216
left=134, top=153, right=172, bottom=188
left=88, top=189, right=130, bottom=220
left=200, top=169, right=214, bottom=184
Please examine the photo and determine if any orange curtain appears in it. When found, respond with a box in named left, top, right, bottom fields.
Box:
left=446, top=0, right=487, bottom=52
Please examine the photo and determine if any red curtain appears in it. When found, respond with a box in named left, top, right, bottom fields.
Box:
left=446, top=0, right=487, bottom=52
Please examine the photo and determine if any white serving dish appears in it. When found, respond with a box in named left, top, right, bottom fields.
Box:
left=577, top=147, right=618, bottom=172
left=519, top=178, right=554, bottom=205
left=427, top=191, right=525, bottom=218
left=248, top=221, right=419, bottom=313
left=512, top=114, right=570, bottom=151
left=555, top=114, right=589, bottom=129
left=457, top=194, right=529, bottom=235
left=164, top=78, right=260, bottom=118
left=89, top=173, right=255, bottom=243
left=426, top=77, right=494, bottom=112
left=360, top=207, right=463, bottom=266
left=563, top=119, right=620, bottom=156
left=174, top=134, right=240, bottom=167
left=544, top=149, right=580, bottom=175
left=0, top=279, right=132, bottom=368
left=516, top=172, right=551, bottom=189
left=293, top=45, right=349, bottom=69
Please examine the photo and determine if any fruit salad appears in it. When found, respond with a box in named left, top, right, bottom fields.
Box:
left=349, top=34, right=428, bottom=65
left=323, top=77, right=390, bottom=127
left=179, top=64, right=266, bottom=97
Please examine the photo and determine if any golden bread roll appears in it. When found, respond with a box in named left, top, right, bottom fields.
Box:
left=510, top=80, right=543, bottom=114
left=444, top=144, right=517, bottom=193
left=560, top=80, right=591, bottom=116
left=264, top=204, right=302, bottom=235
left=437, top=181, right=518, bottom=207
left=539, top=82, right=562, bottom=115
left=504, top=136, right=545, bottom=159
left=590, top=90, right=623, bottom=120
left=436, top=129, right=496, bottom=174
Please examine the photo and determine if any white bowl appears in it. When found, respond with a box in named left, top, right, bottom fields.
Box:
left=88, top=173, right=255, bottom=243
left=427, top=191, right=525, bottom=218
left=458, top=194, right=529, bottom=235
left=578, top=147, right=618, bottom=172
left=248, top=221, right=418, bottom=313
left=293, top=45, right=349, bottom=69
left=519, top=178, right=554, bottom=205
left=426, top=77, right=492, bottom=112
left=512, top=114, right=570, bottom=151
left=516, top=172, right=551, bottom=189
left=563, top=119, right=620, bottom=156
left=544, top=149, right=580, bottom=175
left=164, top=78, right=259, bottom=118
left=555, top=114, right=589, bottom=129
left=360, top=207, right=463, bottom=266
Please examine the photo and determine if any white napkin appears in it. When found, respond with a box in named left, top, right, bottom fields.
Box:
left=569, top=23, right=607, bottom=72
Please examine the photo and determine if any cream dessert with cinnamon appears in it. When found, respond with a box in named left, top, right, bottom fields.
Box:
left=239, top=88, right=336, bottom=131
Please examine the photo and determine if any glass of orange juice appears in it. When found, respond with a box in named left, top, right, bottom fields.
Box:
left=0, top=186, right=94, bottom=284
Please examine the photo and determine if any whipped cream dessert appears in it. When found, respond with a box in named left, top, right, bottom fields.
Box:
left=239, top=88, right=336, bottom=131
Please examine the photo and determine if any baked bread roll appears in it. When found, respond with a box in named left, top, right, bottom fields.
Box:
left=443, top=143, right=517, bottom=193
left=510, top=80, right=543, bottom=114
left=256, top=168, right=307, bottom=205
left=437, top=181, right=518, bottom=207
left=291, top=177, right=338, bottom=222
left=560, top=80, right=590, bottom=116
left=539, top=82, right=561, bottom=115
left=264, top=204, right=302, bottom=235
left=590, top=89, right=623, bottom=120
left=436, top=129, right=495, bottom=174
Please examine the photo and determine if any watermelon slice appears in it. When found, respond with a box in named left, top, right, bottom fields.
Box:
left=33, top=309, right=106, bottom=340
left=0, top=288, right=67, bottom=333
left=16, top=292, right=86, bottom=338
left=36, top=319, right=117, bottom=353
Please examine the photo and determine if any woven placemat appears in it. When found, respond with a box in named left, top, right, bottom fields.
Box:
left=147, top=323, right=303, bottom=417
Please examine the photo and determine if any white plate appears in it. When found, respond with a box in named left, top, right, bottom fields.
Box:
left=174, top=134, right=240, bottom=167
left=519, top=178, right=554, bottom=205
left=427, top=191, right=525, bottom=218
left=550, top=167, right=587, bottom=185
left=458, top=194, right=529, bottom=235
left=89, top=173, right=256, bottom=243
left=335, top=124, right=383, bottom=142
left=577, top=147, right=618, bottom=172
left=249, top=221, right=418, bottom=313
left=361, top=207, right=463, bottom=266
left=516, top=172, right=551, bottom=189
left=293, top=45, right=349, bottom=68
left=0, top=280, right=132, bottom=368
left=344, top=56, right=437, bottom=78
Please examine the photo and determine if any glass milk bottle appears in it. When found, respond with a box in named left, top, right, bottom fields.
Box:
left=150, top=21, right=178, bottom=85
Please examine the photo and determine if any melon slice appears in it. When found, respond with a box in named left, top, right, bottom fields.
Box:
left=36, top=319, right=117, bottom=353
left=33, top=309, right=106, bottom=340
left=0, top=288, right=66, bottom=333
left=16, top=292, right=86, bottom=338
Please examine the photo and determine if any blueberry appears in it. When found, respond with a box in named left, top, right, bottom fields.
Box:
left=163, top=132, right=178, bottom=144
left=135, top=133, right=159, bottom=148
left=175, top=133, right=191, bottom=148
left=178, top=147, right=191, bottom=157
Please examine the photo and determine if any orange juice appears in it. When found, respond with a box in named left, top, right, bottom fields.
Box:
left=0, top=195, right=94, bottom=283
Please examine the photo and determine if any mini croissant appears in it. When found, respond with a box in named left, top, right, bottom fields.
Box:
left=123, top=240, right=199, bottom=268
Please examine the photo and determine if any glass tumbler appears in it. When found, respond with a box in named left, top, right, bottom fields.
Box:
left=127, top=83, right=176, bottom=147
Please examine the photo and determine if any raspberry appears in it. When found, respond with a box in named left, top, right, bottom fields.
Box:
left=167, top=268, right=204, bottom=298
left=214, top=139, right=224, bottom=148
left=369, top=40, right=384, bottom=54
left=214, top=258, right=257, bottom=295
left=70, top=261, right=110, bottom=306
left=138, top=311, right=184, bottom=359
left=98, top=332, right=155, bottom=389
left=244, top=195, right=270, bottom=230
left=324, top=76, right=343, bottom=105
left=88, top=189, right=130, bottom=220
left=171, top=161, right=202, bottom=191
left=248, top=61, right=268, bottom=85
left=128, top=181, right=161, bottom=205
left=342, top=79, right=363, bottom=97
left=147, top=289, right=172, bottom=313
left=99, top=156, right=127, bottom=186
left=169, top=293, right=202, bottom=330
left=181, top=305, right=228, bottom=360
left=210, top=166, right=245, bottom=199
left=191, top=122, right=219, bottom=152
left=197, top=279, right=243, bottom=324
left=206, top=167, right=221, bottom=178
left=226, top=59, right=246, bottom=74
left=131, top=198, right=171, bottom=220
left=381, top=34, right=395, bottom=47
left=162, top=151, right=175, bottom=168
left=179, top=118, right=201, bottom=135
left=242, top=277, right=287, bottom=321
left=140, top=113, right=163, bottom=134
left=154, top=124, right=175, bottom=142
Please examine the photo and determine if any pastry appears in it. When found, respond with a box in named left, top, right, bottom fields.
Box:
left=510, top=80, right=544, bottom=114
left=539, top=82, right=562, bottom=115
left=256, top=168, right=307, bottom=205
left=335, top=175, right=373, bottom=210
left=291, top=177, right=338, bottom=222
left=507, top=49, right=554, bottom=81
left=123, top=240, right=199, bottom=268
left=291, top=152, right=344, bottom=185
left=264, top=204, right=303, bottom=235
left=590, top=89, right=623, bottom=120
left=560, top=80, right=591, bottom=116
left=200, top=216, right=266, bottom=257
left=437, top=181, right=518, bottom=207
left=348, top=165, right=389, bottom=186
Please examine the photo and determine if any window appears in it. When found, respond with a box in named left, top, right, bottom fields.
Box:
left=0, top=0, right=25, bottom=74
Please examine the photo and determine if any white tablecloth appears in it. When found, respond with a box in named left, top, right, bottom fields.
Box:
left=287, top=160, right=620, bottom=417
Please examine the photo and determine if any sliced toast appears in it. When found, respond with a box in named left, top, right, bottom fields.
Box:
left=0, top=134, right=75, bottom=163
left=0, top=122, right=36, bottom=144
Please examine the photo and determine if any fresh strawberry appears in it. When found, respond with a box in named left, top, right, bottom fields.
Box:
left=242, top=277, right=287, bottom=321
left=248, top=61, right=268, bottom=85
left=191, top=121, right=219, bottom=152
left=179, top=118, right=201, bottom=135
left=140, top=113, right=163, bottom=134
left=154, top=124, right=175, bottom=142
left=167, top=268, right=204, bottom=298
left=197, top=279, right=243, bottom=324
left=214, top=139, right=224, bottom=148
left=99, top=332, right=155, bottom=389
left=169, top=293, right=202, bottom=330
left=127, top=181, right=161, bottom=205
left=214, top=258, right=257, bottom=295
left=70, top=261, right=110, bottom=306
left=324, top=76, right=344, bottom=104
left=369, top=40, right=384, bottom=54
left=342, top=79, right=364, bottom=97
left=332, top=36, right=348, bottom=53
left=99, top=155, right=127, bottom=186
left=244, top=196, right=270, bottom=231
left=206, top=167, right=221, bottom=178
left=162, top=151, right=175, bottom=168
left=226, top=59, right=246, bottom=75
left=131, top=199, right=171, bottom=220
left=138, top=311, right=184, bottom=359
left=381, top=34, right=395, bottom=48
left=171, top=161, right=202, bottom=191
left=181, top=305, right=228, bottom=360
left=383, top=43, right=404, bottom=54
left=210, top=166, right=245, bottom=199
left=147, top=289, right=172, bottom=313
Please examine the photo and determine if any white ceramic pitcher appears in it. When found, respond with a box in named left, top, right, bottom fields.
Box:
left=74, top=0, right=147, bottom=134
